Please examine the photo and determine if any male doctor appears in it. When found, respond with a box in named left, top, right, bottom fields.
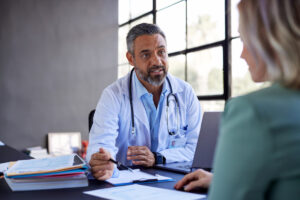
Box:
left=87, top=23, right=202, bottom=180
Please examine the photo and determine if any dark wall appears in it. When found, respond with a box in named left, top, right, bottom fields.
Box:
left=0, top=0, right=118, bottom=150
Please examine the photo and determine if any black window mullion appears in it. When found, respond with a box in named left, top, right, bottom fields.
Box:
left=185, top=0, right=188, bottom=82
left=224, top=0, right=232, bottom=100
left=153, top=0, right=156, bottom=24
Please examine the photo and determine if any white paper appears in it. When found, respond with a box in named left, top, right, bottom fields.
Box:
left=6, top=154, right=75, bottom=174
left=106, top=169, right=172, bottom=185
left=0, top=162, right=10, bottom=173
left=0, top=141, right=4, bottom=146
left=84, top=184, right=206, bottom=200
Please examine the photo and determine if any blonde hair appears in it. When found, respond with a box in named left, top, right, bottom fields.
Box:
left=238, top=0, right=300, bottom=89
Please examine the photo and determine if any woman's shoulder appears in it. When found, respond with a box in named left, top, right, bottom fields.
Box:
left=230, top=83, right=300, bottom=106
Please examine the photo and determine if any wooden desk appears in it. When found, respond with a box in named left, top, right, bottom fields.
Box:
left=0, top=145, right=207, bottom=200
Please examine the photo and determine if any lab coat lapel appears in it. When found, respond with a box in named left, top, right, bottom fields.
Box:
left=131, top=87, right=150, bottom=134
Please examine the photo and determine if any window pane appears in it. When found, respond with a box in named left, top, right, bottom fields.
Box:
left=200, top=100, right=225, bottom=112
left=187, top=0, right=225, bottom=48
left=130, top=14, right=153, bottom=28
left=118, top=25, right=130, bottom=65
left=130, top=0, right=152, bottom=19
left=231, top=38, right=269, bottom=96
left=187, top=47, right=223, bottom=95
left=118, top=64, right=132, bottom=78
left=157, top=1, right=186, bottom=53
left=118, top=0, right=130, bottom=24
left=168, top=55, right=185, bottom=80
left=157, top=0, right=182, bottom=10
left=231, top=0, right=240, bottom=37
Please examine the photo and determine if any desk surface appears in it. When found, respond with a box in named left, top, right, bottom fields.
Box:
left=0, top=145, right=207, bottom=200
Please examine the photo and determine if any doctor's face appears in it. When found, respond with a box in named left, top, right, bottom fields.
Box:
left=127, top=34, right=168, bottom=87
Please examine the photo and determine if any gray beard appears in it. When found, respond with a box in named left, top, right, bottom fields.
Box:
left=135, top=66, right=167, bottom=87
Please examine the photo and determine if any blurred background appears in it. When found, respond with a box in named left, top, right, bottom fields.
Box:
left=0, top=0, right=268, bottom=155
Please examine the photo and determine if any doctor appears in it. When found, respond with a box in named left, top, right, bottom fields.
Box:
left=87, top=23, right=202, bottom=180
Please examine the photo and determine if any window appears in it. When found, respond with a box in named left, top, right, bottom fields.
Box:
left=118, top=0, right=265, bottom=111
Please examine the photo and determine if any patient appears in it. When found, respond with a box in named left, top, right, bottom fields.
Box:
left=175, top=0, right=300, bottom=199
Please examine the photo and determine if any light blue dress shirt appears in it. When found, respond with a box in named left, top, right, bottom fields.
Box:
left=133, top=73, right=168, bottom=152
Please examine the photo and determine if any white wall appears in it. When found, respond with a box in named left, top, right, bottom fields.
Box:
left=0, top=0, right=118, bottom=150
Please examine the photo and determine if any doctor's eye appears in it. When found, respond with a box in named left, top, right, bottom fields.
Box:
left=158, top=49, right=166, bottom=57
left=140, top=53, right=150, bottom=60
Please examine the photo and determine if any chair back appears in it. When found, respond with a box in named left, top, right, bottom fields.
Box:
left=88, top=109, right=96, bottom=132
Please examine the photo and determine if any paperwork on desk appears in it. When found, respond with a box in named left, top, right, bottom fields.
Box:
left=84, top=184, right=207, bottom=200
left=106, top=169, right=173, bottom=186
left=4, top=154, right=88, bottom=191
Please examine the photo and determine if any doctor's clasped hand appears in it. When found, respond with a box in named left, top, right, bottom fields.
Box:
left=127, top=146, right=155, bottom=167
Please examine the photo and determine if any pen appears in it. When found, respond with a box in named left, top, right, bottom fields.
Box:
left=109, top=158, right=133, bottom=172
left=132, top=178, right=158, bottom=183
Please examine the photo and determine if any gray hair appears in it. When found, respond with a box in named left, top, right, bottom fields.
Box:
left=126, top=23, right=166, bottom=55
left=238, top=0, right=300, bottom=89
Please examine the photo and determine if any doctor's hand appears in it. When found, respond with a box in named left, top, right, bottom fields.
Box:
left=127, top=146, right=155, bottom=167
left=89, top=148, right=114, bottom=181
left=174, top=169, right=213, bottom=191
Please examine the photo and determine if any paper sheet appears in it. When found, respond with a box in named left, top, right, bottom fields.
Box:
left=0, top=162, right=10, bottom=173
left=0, top=141, right=4, bottom=146
left=106, top=169, right=172, bottom=185
left=84, top=184, right=206, bottom=200
left=6, top=154, right=75, bottom=174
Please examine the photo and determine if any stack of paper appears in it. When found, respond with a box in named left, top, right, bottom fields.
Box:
left=4, top=154, right=88, bottom=191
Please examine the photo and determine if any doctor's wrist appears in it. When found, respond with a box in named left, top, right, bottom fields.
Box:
left=152, top=152, right=166, bottom=164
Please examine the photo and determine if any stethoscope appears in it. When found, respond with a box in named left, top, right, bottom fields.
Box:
left=129, top=68, right=180, bottom=136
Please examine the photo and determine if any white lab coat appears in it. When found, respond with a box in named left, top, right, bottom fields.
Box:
left=87, top=72, right=202, bottom=166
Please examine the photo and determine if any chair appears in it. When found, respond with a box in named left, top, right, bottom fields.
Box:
left=88, top=109, right=96, bottom=132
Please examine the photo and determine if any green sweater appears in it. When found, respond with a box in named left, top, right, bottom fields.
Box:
left=209, top=83, right=300, bottom=200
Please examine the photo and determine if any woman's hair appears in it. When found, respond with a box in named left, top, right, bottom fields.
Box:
left=238, top=0, right=300, bottom=89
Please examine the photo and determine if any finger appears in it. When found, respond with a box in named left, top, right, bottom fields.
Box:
left=174, top=171, right=198, bottom=189
left=91, top=151, right=110, bottom=161
left=92, top=169, right=105, bottom=179
left=127, top=154, right=148, bottom=161
left=184, top=180, right=202, bottom=192
left=91, top=164, right=114, bottom=173
left=132, top=160, right=146, bottom=165
left=132, top=160, right=153, bottom=167
left=127, top=146, right=149, bottom=155
left=89, top=159, right=111, bottom=167
left=93, top=169, right=113, bottom=181
left=128, top=149, right=146, bottom=156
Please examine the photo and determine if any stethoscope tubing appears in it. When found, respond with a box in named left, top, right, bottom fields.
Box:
left=129, top=68, right=180, bottom=135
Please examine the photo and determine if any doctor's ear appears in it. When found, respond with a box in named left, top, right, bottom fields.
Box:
left=126, top=52, right=135, bottom=66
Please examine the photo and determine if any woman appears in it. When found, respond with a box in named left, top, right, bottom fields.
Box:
left=175, top=0, right=300, bottom=199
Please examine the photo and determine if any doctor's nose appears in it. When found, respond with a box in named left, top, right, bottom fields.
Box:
left=150, top=54, right=163, bottom=66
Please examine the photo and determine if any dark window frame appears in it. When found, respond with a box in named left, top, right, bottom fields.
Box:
left=119, top=0, right=237, bottom=101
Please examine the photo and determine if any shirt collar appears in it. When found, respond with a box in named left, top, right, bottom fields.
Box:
left=133, top=71, right=168, bottom=99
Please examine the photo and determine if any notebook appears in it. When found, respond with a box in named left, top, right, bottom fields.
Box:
left=155, top=111, right=222, bottom=174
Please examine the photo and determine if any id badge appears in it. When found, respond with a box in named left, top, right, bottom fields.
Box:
left=168, top=136, right=187, bottom=149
